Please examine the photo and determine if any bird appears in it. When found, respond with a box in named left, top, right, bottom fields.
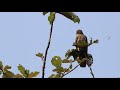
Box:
left=74, top=29, right=88, bottom=67
left=75, top=29, right=88, bottom=56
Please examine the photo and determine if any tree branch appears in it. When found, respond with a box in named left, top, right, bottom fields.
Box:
left=61, top=64, right=79, bottom=78
left=89, top=66, right=95, bottom=78
left=42, top=13, right=56, bottom=78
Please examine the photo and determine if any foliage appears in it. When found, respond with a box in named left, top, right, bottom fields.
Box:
left=58, top=12, right=80, bottom=23
left=49, top=56, right=70, bottom=78
left=48, top=38, right=98, bottom=78
left=0, top=12, right=98, bottom=78
left=0, top=61, right=39, bottom=78
left=43, top=12, right=80, bottom=24
left=36, top=52, right=44, bottom=61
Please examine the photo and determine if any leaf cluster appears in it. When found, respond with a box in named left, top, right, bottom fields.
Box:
left=0, top=61, right=39, bottom=78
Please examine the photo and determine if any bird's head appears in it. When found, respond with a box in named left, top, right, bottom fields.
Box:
left=76, top=29, right=83, bottom=34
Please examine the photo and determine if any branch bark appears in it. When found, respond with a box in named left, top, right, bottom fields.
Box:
left=89, top=66, right=95, bottom=78
left=42, top=13, right=55, bottom=78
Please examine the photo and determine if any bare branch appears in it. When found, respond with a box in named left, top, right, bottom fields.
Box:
left=42, top=13, right=56, bottom=78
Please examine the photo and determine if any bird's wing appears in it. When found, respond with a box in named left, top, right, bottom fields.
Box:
left=75, top=36, right=78, bottom=45
left=84, top=35, right=88, bottom=54
left=85, top=35, right=88, bottom=44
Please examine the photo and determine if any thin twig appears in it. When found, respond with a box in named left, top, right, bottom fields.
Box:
left=73, top=40, right=98, bottom=47
left=41, top=56, right=44, bottom=62
left=89, top=66, right=95, bottom=78
left=86, top=57, right=95, bottom=78
left=42, top=13, right=55, bottom=78
left=61, top=64, right=79, bottom=78
left=62, top=61, right=73, bottom=74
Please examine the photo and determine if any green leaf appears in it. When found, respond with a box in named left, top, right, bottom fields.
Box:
left=4, top=65, right=11, bottom=71
left=18, top=64, right=27, bottom=77
left=52, top=67, right=63, bottom=73
left=51, top=56, right=62, bottom=68
left=65, top=49, right=74, bottom=59
left=52, top=68, right=59, bottom=72
left=49, top=74, right=56, bottom=78
left=53, top=67, right=70, bottom=73
left=62, top=68, right=70, bottom=72
left=28, top=72, right=39, bottom=78
left=54, top=74, right=61, bottom=78
left=2, top=70, right=15, bottom=78
left=14, top=74, right=24, bottom=78
left=69, top=64, right=72, bottom=69
left=49, top=74, right=61, bottom=78
left=48, top=12, right=55, bottom=25
left=0, top=61, right=3, bottom=69
left=58, top=12, right=80, bottom=23
left=36, top=52, right=44, bottom=60
left=25, top=69, right=30, bottom=75
left=62, top=59, right=70, bottom=63
left=43, top=12, right=49, bottom=15
left=65, top=49, right=71, bottom=58
left=65, top=49, right=79, bottom=60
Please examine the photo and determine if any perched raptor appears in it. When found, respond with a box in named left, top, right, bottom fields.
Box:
left=74, top=29, right=88, bottom=67
left=75, top=29, right=88, bottom=56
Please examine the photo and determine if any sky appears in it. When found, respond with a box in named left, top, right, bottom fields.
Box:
left=0, top=12, right=120, bottom=78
